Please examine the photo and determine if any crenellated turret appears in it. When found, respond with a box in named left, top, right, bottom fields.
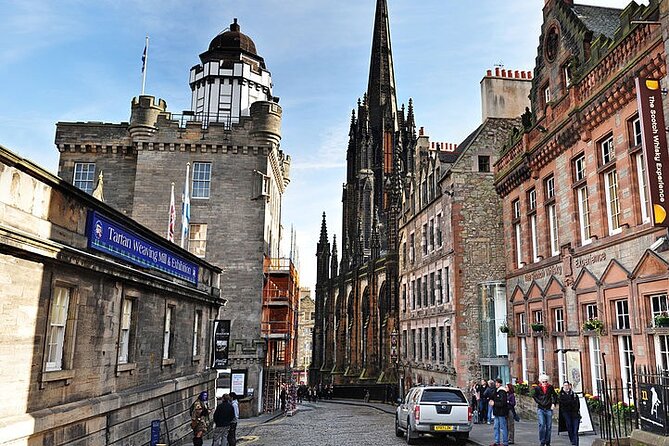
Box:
left=250, top=100, right=282, bottom=147
left=129, top=95, right=167, bottom=139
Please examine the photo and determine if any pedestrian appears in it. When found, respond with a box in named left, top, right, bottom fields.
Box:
left=364, top=387, right=370, bottom=403
left=189, top=391, right=211, bottom=446
left=469, top=380, right=479, bottom=423
left=280, top=385, right=287, bottom=412
left=212, top=394, right=235, bottom=446
left=227, top=392, right=239, bottom=446
left=558, top=381, right=580, bottom=446
left=506, top=383, right=517, bottom=445
left=476, top=379, right=489, bottom=424
left=489, top=378, right=509, bottom=446
left=483, top=380, right=496, bottom=424
left=533, top=374, right=558, bottom=446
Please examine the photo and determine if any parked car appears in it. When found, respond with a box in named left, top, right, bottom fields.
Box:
left=395, top=385, right=472, bottom=445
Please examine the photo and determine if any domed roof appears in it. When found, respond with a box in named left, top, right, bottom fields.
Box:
left=208, top=19, right=257, bottom=56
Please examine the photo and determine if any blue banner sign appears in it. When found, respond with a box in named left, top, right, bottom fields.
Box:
left=87, top=211, right=199, bottom=284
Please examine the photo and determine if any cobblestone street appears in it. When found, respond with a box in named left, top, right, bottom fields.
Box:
left=237, top=402, right=462, bottom=446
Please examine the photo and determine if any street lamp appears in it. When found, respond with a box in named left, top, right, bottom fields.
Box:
left=390, top=328, right=399, bottom=402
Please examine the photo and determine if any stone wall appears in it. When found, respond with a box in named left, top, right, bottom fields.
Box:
left=0, top=146, right=220, bottom=445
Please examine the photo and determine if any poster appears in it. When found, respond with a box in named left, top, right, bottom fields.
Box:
left=639, top=382, right=668, bottom=435
left=211, top=320, right=231, bottom=369
left=566, top=351, right=583, bottom=394
left=232, top=371, right=246, bottom=396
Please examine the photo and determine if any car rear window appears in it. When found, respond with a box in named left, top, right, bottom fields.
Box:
left=420, top=389, right=466, bottom=403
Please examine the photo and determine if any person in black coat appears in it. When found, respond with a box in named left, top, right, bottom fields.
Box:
left=476, top=379, right=489, bottom=424
left=558, top=381, right=580, bottom=446
left=212, top=395, right=235, bottom=446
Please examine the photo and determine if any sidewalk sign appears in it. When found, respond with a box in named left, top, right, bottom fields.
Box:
left=577, top=393, right=595, bottom=435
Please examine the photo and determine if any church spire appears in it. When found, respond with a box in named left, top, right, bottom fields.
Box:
left=367, top=0, right=398, bottom=134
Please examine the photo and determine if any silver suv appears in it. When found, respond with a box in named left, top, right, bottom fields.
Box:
left=395, top=386, right=472, bottom=445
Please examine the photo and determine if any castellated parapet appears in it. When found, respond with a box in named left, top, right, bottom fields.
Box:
left=129, top=95, right=168, bottom=139
left=250, top=100, right=282, bottom=147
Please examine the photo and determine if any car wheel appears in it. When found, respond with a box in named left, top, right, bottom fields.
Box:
left=405, top=419, right=417, bottom=445
left=395, top=416, right=404, bottom=437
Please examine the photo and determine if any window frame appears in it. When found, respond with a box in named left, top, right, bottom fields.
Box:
left=191, top=161, right=212, bottom=199
left=73, top=162, right=96, bottom=194
left=163, top=304, right=176, bottom=365
left=478, top=155, right=491, bottom=173
left=188, top=223, right=208, bottom=258
left=604, top=169, right=622, bottom=235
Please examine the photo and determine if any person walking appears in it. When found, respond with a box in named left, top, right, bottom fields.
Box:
left=189, top=391, right=211, bottom=446
left=506, top=383, right=517, bottom=445
left=212, top=395, right=235, bottom=446
left=484, top=380, right=496, bottom=424
left=227, top=392, right=239, bottom=446
left=489, top=378, right=509, bottom=446
left=476, top=379, right=489, bottom=424
left=533, top=374, right=558, bottom=446
left=280, top=385, right=287, bottom=412
left=558, top=381, right=580, bottom=446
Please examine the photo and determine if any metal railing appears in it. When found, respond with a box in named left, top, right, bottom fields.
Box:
left=167, top=111, right=234, bottom=130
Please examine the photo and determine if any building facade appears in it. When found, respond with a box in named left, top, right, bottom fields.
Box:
left=0, top=144, right=221, bottom=445
left=55, top=20, right=291, bottom=415
left=312, top=0, right=416, bottom=387
left=296, top=288, right=315, bottom=384
left=494, top=0, right=669, bottom=394
left=398, top=69, right=531, bottom=389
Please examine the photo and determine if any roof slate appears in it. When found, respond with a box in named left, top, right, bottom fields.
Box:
left=571, top=4, right=623, bottom=39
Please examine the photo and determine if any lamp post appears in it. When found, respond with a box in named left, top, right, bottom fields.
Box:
left=390, top=328, right=399, bottom=402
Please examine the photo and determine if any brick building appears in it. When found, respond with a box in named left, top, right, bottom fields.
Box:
left=398, top=69, right=531, bottom=389
left=54, top=20, right=291, bottom=415
left=494, top=0, right=669, bottom=394
left=0, top=144, right=221, bottom=445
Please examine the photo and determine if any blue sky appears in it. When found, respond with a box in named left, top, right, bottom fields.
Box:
left=0, top=0, right=646, bottom=292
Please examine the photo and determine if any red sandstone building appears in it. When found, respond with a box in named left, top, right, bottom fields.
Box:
left=494, top=0, right=668, bottom=396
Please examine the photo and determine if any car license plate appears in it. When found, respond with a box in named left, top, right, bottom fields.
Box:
left=434, top=425, right=453, bottom=431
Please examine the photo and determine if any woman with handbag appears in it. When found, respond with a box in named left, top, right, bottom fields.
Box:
left=506, top=383, right=518, bottom=445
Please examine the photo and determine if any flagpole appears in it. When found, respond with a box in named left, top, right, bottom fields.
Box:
left=141, top=35, right=149, bottom=95
left=168, top=182, right=175, bottom=242
left=180, top=163, right=191, bottom=249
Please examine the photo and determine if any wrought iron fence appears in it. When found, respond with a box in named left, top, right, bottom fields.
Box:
left=593, top=357, right=669, bottom=441
left=635, top=365, right=669, bottom=437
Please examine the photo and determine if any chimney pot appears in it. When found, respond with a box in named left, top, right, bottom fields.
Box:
left=521, top=71, right=526, bottom=79
left=501, top=69, right=507, bottom=78
left=419, top=126, right=424, bottom=136
left=495, top=67, right=501, bottom=77
left=515, top=70, right=520, bottom=78
left=487, top=69, right=492, bottom=77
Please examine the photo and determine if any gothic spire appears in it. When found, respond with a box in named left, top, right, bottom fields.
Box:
left=318, top=212, right=328, bottom=245
left=331, top=234, right=339, bottom=277
left=367, top=0, right=398, bottom=134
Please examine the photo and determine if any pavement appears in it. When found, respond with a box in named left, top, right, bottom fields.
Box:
left=201, top=399, right=600, bottom=446
left=202, top=409, right=285, bottom=446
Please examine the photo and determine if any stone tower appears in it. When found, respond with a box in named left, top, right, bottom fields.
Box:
left=55, top=21, right=290, bottom=417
